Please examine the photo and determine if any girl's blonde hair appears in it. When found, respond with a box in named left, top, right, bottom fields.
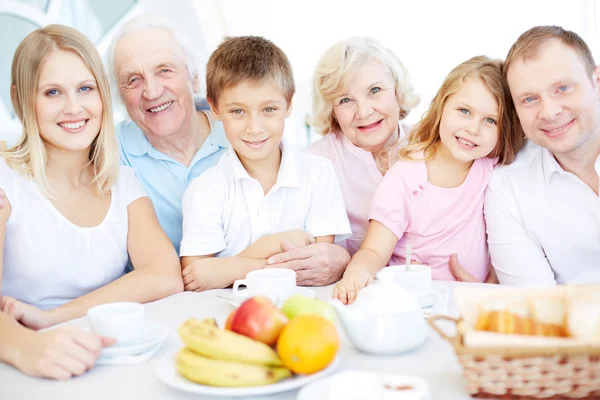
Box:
left=3, top=24, right=118, bottom=197
left=312, top=37, right=420, bottom=135
left=399, top=56, right=523, bottom=165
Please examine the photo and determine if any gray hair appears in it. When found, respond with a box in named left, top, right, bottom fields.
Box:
left=107, top=13, right=199, bottom=102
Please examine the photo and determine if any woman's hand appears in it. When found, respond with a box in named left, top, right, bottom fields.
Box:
left=1, top=297, right=59, bottom=330
left=14, top=326, right=114, bottom=380
left=332, top=269, right=374, bottom=305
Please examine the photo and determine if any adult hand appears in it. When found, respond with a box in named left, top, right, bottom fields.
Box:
left=14, top=326, right=114, bottom=380
left=266, top=241, right=350, bottom=286
left=1, top=297, right=59, bottom=330
left=448, top=254, right=499, bottom=283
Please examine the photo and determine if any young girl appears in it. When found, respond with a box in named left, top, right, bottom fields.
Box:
left=334, top=56, right=523, bottom=304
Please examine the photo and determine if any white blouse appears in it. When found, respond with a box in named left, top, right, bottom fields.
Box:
left=0, top=158, right=147, bottom=310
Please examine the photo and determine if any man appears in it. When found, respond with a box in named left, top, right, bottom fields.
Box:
left=109, top=15, right=349, bottom=286
left=453, top=25, right=600, bottom=285
left=109, top=15, right=227, bottom=255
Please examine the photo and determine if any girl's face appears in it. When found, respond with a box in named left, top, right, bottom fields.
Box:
left=438, top=76, right=500, bottom=164
left=35, top=49, right=103, bottom=153
left=332, top=61, right=400, bottom=153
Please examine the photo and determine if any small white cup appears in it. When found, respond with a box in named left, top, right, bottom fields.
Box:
left=376, top=265, right=432, bottom=294
left=87, top=302, right=145, bottom=346
left=232, top=268, right=296, bottom=305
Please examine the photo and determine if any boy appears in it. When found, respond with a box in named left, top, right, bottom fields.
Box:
left=180, top=36, right=351, bottom=291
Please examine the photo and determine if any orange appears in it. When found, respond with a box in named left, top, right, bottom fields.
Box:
left=276, top=315, right=338, bottom=375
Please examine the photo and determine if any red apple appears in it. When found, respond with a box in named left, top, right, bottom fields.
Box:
left=225, top=309, right=237, bottom=330
left=230, top=296, right=288, bottom=345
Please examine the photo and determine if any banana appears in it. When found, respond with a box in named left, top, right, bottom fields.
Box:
left=176, top=348, right=291, bottom=387
left=178, top=318, right=283, bottom=367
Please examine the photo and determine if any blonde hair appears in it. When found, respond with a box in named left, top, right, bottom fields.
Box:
left=399, top=56, right=523, bottom=165
left=504, top=25, right=596, bottom=80
left=206, top=36, right=295, bottom=106
left=311, top=37, right=419, bottom=135
left=2, top=24, right=118, bottom=197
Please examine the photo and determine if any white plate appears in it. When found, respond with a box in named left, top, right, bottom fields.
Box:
left=100, top=321, right=169, bottom=358
left=297, top=370, right=431, bottom=400
left=227, top=286, right=317, bottom=308
left=156, top=350, right=339, bottom=397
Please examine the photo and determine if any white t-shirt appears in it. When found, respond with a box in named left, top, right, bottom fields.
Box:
left=0, top=158, right=147, bottom=309
left=485, top=140, right=600, bottom=285
left=180, top=143, right=352, bottom=258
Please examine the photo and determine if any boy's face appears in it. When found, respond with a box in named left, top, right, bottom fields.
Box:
left=507, top=39, right=600, bottom=157
left=211, top=79, right=292, bottom=166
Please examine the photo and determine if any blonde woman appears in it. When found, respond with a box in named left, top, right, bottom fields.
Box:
left=0, top=25, right=182, bottom=339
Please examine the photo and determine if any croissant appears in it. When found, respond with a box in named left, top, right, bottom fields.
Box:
left=475, top=310, right=566, bottom=337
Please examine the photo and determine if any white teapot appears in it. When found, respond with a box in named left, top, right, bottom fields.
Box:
left=329, top=281, right=426, bottom=354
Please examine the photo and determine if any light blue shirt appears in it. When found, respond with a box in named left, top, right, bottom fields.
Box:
left=117, top=111, right=228, bottom=254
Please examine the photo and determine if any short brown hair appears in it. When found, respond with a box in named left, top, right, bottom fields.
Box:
left=399, top=56, right=524, bottom=165
left=504, top=26, right=596, bottom=79
left=206, top=36, right=295, bottom=106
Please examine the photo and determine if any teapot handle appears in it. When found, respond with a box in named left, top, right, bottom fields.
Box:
left=427, top=315, right=461, bottom=346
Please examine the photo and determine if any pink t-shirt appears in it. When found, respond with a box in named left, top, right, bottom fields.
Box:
left=307, top=123, right=410, bottom=255
left=369, top=156, right=495, bottom=281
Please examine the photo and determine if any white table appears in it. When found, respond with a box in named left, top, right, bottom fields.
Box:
left=0, top=282, right=493, bottom=400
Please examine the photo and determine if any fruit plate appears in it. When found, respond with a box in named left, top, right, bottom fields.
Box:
left=156, top=350, right=339, bottom=397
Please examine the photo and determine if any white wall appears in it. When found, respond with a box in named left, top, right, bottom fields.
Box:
left=217, top=0, right=598, bottom=146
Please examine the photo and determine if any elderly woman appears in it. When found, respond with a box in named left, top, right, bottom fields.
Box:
left=308, top=37, right=419, bottom=255
left=266, top=38, right=418, bottom=281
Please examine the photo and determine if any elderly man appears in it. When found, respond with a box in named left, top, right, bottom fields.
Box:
left=109, top=16, right=228, bottom=255
left=107, top=15, right=349, bottom=286
left=451, top=25, right=600, bottom=285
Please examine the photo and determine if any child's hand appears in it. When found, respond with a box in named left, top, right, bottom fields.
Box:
left=280, top=229, right=316, bottom=249
left=332, top=270, right=374, bottom=305
left=182, top=258, right=226, bottom=292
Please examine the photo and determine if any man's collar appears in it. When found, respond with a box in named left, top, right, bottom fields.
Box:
left=120, top=120, right=152, bottom=157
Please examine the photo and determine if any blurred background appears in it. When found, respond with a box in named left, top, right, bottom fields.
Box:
left=1, top=0, right=598, bottom=149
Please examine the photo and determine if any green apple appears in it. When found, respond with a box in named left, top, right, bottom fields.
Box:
left=281, top=295, right=336, bottom=322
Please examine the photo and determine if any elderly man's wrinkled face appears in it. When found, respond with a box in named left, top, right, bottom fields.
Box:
left=114, top=27, right=197, bottom=140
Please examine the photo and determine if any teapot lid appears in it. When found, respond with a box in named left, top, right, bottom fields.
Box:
left=354, top=281, right=419, bottom=315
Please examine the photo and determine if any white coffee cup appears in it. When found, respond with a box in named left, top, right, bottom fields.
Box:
left=376, top=265, right=437, bottom=308
left=87, top=302, right=145, bottom=345
left=232, top=268, right=296, bottom=305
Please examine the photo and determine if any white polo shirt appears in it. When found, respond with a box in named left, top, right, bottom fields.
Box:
left=484, top=140, right=600, bottom=286
left=180, top=142, right=352, bottom=258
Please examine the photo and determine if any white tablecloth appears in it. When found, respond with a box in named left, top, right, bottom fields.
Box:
left=0, top=281, right=494, bottom=400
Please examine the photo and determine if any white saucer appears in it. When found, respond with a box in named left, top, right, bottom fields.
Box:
left=415, top=283, right=449, bottom=310
left=100, top=321, right=169, bottom=358
left=297, top=370, right=431, bottom=400
left=227, top=286, right=317, bottom=308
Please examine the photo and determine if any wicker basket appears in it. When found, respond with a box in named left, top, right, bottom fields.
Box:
left=428, top=315, right=600, bottom=399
